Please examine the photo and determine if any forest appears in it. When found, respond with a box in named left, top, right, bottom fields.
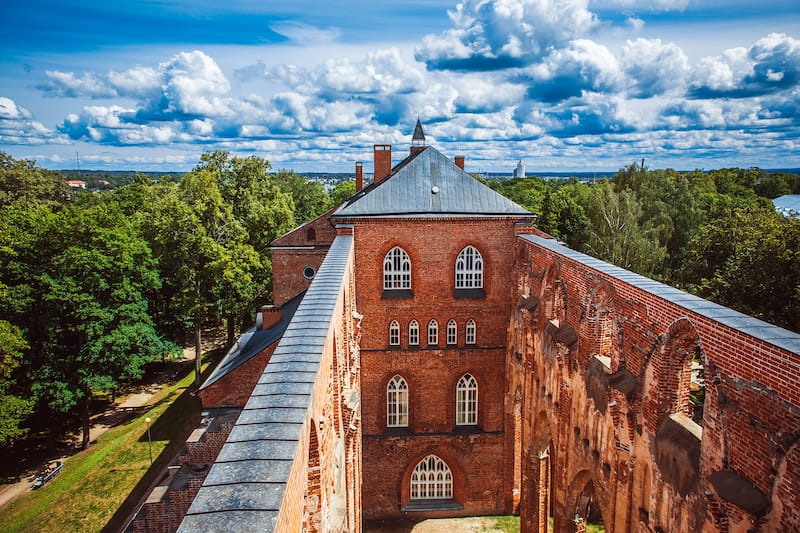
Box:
left=1, top=150, right=798, bottom=449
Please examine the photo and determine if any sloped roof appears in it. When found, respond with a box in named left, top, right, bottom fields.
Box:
left=333, top=146, right=530, bottom=217
left=773, top=194, right=800, bottom=218
left=199, top=291, right=304, bottom=390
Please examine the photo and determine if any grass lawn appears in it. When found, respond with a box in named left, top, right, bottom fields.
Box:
left=0, top=354, right=217, bottom=533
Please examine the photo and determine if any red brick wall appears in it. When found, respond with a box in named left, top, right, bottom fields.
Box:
left=271, top=207, right=338, bottom=306
left=271, top=248, right=329, bottom=307
left=351, top=216, right=526, bottom=519
left=198, top=344, right=276, bottom=408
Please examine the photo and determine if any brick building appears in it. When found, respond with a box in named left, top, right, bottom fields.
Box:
left=172, top=123, right=800, bottom=532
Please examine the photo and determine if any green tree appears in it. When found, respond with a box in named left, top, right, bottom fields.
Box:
left=0, top=319, right=32, bottom=444
left=0, top=152, right=68, bottom=208
left=681, top=207, right=800, bottom=332
left=584, top=183, right=667, bottom=278
left=31, top=203, right=176, bottom=448
left=330, top=180, right=357, bottom=206
left=191, top=152, right=295, bottom=344
left=274, top=169, right=331, bottom=224
left=539, top=185, right=591, bottom=249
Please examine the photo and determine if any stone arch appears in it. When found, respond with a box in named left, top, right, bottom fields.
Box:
left=581, top=278, right=622, bottom=372
left=645, top=318, right=705, bottom=497
left=644, top=317, right=705, bottom=431
left=565, top=470, right=607, bottom=533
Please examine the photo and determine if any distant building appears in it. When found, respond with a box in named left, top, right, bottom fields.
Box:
left=65, top=180, right=86, bottom=188
left=773, top=194, right=800, bottom=218
left=513, top=160, right=525, bottom=178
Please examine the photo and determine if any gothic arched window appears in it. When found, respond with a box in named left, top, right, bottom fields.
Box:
left=410, top=455, right=452, bottom=500
left=456, top=373, right=478, bottom=425
left=387, top=375, right=409, bottom=427
left=455, top=246, right=483, bottom=289
left=384, top=246, right=411, bottom=290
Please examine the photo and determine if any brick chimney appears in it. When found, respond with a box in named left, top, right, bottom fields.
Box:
left=355, top=161, right=363, bottom=192
left=261, top=305, right=282, bottom=331
left=455, top=156, right=465, bottom=170
left=374, top=144, right=392, bottom=183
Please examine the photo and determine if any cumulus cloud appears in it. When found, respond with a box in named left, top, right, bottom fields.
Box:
left=0, top=97, right=57, bottom=145
left=621, top=38, right=690, bottom=97
left=39, top=51, right=234, bottom=119
left=415, top=0, right=598, bottom=70
left=525, top=39, right=622, bottom=101
left=156, top=51, right=231, bottom=117
left=690, top=33, right=800, bottom=98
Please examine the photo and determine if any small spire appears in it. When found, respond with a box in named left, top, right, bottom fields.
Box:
left=412, top=119, right=426, bottom=145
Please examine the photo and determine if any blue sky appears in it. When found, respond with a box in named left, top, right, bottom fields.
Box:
left=1, top=0, right=799, bottom=173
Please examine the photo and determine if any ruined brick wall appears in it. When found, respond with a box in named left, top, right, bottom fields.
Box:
left=197, top=345, right=276, bottom=408
left=508, top=235, right=800, bottom=533
left=349, top=216, right=526, bottom=520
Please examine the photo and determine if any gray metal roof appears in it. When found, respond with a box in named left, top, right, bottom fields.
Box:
left=522, top=234, right=800, bottom=355
left=178, top=234, right=353, bottom=533
left=199, top=292, right=304, bottom=391
left=773, top=194, right=800, bottom=218
left=333, top=146, right=531, bottom=217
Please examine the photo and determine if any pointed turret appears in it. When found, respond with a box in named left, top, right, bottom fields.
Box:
left=411, top=119, right=426, bottom=155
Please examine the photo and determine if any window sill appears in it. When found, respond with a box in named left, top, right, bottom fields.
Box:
left=382, top=289, right=413, bottom=299
left=382, top=427, right=413, bottom=436
left=402, top=499, right=463, bottom=512
left=454, top=288, right=485, bottom=299
left=453, top=424, right=483, bottom=434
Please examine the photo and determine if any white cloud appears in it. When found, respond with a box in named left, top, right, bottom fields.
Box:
left=158, top=50, right=232, bottom=117
left=0, top=97, right=58, bottom=145
left=621, top=38, right=690, bottom=97
left=690, top=33, right=800, bottom=97
left=39, top=71, right=117, bottom=98
left=270, top=22, right=341, bottom=43
left=526, top=39, right=623, bottom=101
left=416, top=0, right=599, bottom=70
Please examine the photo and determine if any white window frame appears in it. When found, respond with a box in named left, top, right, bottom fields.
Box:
left=383, top=246, right=411, bottom=290
left=465, top=319, right=476, bottom=345
left=387, top=375, right=409, bottom=427
left=455, top=246, right=483, bottom=289
left=408, top=320, right=419, bottom=346
left=456, top=373, right=478, bottom=425
left=446, top=319, right=457, bottom=345
left=389, top=320, right=400, bottom=346
left=410, top=455, right=453, bottom=500
left=427, top=319, right=438, bottom=346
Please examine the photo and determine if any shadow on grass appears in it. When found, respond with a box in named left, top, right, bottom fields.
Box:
left=101, top=349, right=225, bottom=533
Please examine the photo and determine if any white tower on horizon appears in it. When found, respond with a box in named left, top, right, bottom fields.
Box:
left=513, top=160, right=525, bottom=178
